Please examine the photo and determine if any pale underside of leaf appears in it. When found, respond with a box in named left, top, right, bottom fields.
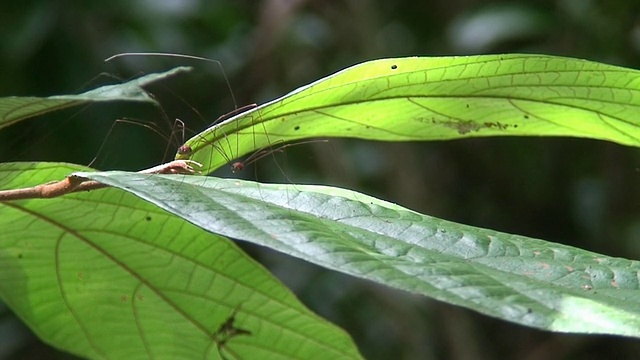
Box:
left=0, top=67, right=191, bottom=130
left=80, top=171, right=640, bottom=338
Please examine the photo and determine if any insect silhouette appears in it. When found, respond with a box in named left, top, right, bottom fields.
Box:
left=107, top=52, right=327, bottom=180
left=213, top=307, right=252, bottom=360
left=229, top=139, right=329, bottom=174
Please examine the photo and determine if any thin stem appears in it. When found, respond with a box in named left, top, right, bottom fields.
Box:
left=0, top=160, right=201, bottom=201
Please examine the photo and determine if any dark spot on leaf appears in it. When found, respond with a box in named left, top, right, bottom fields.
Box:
left=524, top=115, right=529, bottom=119
left=527, top=308, right=533, bottom=314
left=294, top=125, right=300, bottom=131
left=434, top=118, right=518, bottom=135
left=465, top=104, right=470, bottom=108
left=145, top=216, right=152, bottom=221
left=17, top=254, right=22, bottom=259
left=456, top=121, right=482, bottom=134
left=391, top=64, right=398, bottom=70
left=483, top=122, right=511, bottom=131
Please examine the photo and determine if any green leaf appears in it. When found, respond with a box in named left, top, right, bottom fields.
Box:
left=0, top=67, right=191, bottom=130
left=79, top=171, right=640, bottom=338
left=177, top=54, right=640, bottom=174
left=0, top=163, right=361, bottom=360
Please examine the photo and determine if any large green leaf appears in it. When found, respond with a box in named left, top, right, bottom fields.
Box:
left=0, top=67, right=191, bottom=130
left=5, top=54, right=640, bottom=357
left=177, top=54, right=640, bottom=174
left=0, top=163, right=361, bottom=359
left=78, top=171, right=640, bottom=338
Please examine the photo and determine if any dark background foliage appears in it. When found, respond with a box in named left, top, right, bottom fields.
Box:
left=2, top=0, right=640, bottom=359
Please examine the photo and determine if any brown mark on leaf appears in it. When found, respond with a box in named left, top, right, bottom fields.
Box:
left=433, top=118, right=518, bottom=135
left=538, top=262, right=551, bottom=271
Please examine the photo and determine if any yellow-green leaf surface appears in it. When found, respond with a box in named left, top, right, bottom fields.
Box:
left=0, top=67, right=190, bottom=130
left=0, top=163, right=361, bottom=360
left=79, top=171, right=640, bottom=338
left=177, top=54, right=640, bottom=174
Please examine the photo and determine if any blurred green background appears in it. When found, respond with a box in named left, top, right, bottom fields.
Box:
left=2, top=0, right=640, bottom=359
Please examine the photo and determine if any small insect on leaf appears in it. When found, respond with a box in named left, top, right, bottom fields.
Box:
left=214, top=307, right=252, bottom=360
left=177, top=144, right=193, bottom=157
left=231, top=161, right=245, bottom=173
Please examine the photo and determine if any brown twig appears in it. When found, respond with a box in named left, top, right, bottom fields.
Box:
left=0, top=160, right=201, bottom=201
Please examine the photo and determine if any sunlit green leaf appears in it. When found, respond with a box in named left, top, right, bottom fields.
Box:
left=0, top=163, right=362, bottom=360
left=178, top=55, right=640, bottom=174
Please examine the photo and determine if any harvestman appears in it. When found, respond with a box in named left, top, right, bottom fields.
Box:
left=108, top=52, right=330, bottom=180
